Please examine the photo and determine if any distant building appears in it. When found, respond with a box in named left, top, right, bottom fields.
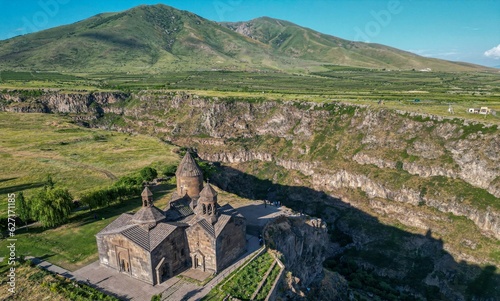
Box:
left=479, top=107, right=491, bottom=115
left=96, top=152, right=246, bottom=285
left=468, top=107, right=492, bottom=115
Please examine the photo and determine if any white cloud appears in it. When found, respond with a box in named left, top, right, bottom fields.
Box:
left=484, top=44, right=500, bottom=59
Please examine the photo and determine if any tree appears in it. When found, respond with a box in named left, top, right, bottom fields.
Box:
left=44, top=174, right=55, bottom=189
left=16, top=192, right=31, bottom=229
left=140, top=167, right=157, bottom=182
left=31, top=187, right=73, bottom=227
left=162, top=164, right=177, bottom=177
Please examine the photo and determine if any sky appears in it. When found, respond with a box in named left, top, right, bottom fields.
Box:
left=0, top=0, right=499, bottom=67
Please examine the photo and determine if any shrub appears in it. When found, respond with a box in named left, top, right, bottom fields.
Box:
left=140, top=167, right=158, bottom=182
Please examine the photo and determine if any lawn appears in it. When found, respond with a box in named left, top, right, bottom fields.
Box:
left=0, top=112, right=179, bottom=217
left=0, top=182, right=175, bottom=271
left=0, top=260, right=119, bottom=300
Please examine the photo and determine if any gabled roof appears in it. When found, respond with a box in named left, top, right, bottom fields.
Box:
left=96, top=214, right=134, bottom=235
left=176, top=152, right=203, bottom=177
left=96, top=212, right=177, bottom=251
left=188, top=205, right=239, bottom=238
left=165, top=197, right=194, bottom=221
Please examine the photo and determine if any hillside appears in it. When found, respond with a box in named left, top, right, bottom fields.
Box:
left=0, top=4, right=490, bottom=73
left=223, top=17, right=486, bottom=71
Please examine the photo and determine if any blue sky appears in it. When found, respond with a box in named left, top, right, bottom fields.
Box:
left=0, top=0, right=499, bottom=67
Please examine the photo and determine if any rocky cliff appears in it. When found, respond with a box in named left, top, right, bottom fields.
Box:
left=0, top=91, right=128, bottom=115
left=263, top=215, right=349, bottom=301
left=2, top=90, right=499, bottom=299
left=1, top=90, right=498, bottom=251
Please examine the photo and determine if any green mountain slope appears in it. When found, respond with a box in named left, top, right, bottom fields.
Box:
left=0, top=5, right=490, bottom=73
left=0, top=5, right=278, bottom=73
left=222, top=17, right=487, bottom=71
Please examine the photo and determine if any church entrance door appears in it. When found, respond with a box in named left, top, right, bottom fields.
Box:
left=116, top=246, right=131, bottom=274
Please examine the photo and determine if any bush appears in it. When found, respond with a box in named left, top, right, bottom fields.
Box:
left=140, top=167, right=158, bottom=182
left=162, top=164, right=177, bottom=177
left=151, top=294, right=162, bottom=301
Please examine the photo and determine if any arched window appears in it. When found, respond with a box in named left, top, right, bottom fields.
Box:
left=207, top=204, right=212, bottom=215
left=202, top=204, right=206, bottom=214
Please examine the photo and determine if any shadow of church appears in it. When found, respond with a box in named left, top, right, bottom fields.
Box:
left=208, top=164, right=499, bottom=301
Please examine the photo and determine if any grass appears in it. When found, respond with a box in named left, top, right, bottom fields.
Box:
left=203, top=251, right=276, bottom=301
left=0, top=260, right=118, bottom=301
left=255, top=262, right=281, bottom=300
left=0, top=182, right=175, bottom=271
left=0, top=112, right=178, bottom=217
left=1, top=69, right=499, bottom=124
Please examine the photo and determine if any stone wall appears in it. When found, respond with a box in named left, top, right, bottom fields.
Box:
left=151, top=227, right=190, bottom=284
left=216, top=216, right=247, bottom=271
left=96, top=233, right=153, bottom=284
left=186, top=221, right=217, bottom=273
left=177, top=175, right=203, bottom=198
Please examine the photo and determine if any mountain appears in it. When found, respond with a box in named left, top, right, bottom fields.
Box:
left=0, top=4, right=490, bottom=73
left=222, top=17, right=486, bottom=71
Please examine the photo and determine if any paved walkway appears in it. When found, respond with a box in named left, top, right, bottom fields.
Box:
left=27, top=256, right=73, bottom=278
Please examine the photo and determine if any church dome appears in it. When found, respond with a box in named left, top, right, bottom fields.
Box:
left=176, top=152, right=203, bottom=177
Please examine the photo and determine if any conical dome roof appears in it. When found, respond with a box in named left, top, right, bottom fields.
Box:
left=141, top=186, right=153, bottom=197
left=200, top=183, right=217, bottom=198
left=176, top=152, right=203, bottom=177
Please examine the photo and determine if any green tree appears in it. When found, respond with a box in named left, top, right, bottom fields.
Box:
left=44, top=174, right=55, bottom=189
left=32, top=187, right=73, bottom=227
left=140, top=167, right=158, bottom=182
left=162, top=164, right=177, bottom=177
left=16, top=192, right=31, bottom=228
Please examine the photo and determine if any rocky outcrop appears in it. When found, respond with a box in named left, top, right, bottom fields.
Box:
left=313, top=170, right=500, bottom=239
left=200, top=151, right=318, bottom=176
left=0, top=92, right=129, bottom=116
left=263, top=215, right=333, bottom=299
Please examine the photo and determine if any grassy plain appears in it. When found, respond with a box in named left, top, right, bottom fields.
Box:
left=2, top=69, right=499, bottom=124
left=0, top=112, right=177, bottom=209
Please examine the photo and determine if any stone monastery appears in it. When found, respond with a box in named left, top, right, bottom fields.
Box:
left=96, top=152, right=247, bottom=285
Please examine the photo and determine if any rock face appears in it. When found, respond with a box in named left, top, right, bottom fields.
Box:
left=2, top=91, right=499, bottom=239
left=0, top=91, right=128, bottom=116
left=262, top=216, right=346, bottom=300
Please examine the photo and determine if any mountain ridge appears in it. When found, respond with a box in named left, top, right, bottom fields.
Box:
left=0, top=4, right=491, bottom=73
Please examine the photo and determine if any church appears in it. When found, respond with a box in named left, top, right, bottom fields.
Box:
left=96, top=152, right=247, bottom=285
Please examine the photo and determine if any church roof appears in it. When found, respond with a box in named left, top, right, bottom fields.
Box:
left=96, top=212, right=178, bottom=251
left=141, top=186, right=153, bottom=197
left=176, top=152, right=203, bottom=177
left=131, top=206, right=166, bottom=225
left=188, top=204, right=241, bottom=238
left=200, top=183, right=217, bottom=198
left=165, top=197, right=194, bottom=221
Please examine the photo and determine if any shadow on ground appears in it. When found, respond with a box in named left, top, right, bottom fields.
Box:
left=209, top=164, right=499, bottom=300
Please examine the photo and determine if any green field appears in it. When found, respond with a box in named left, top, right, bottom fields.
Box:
left=0, top=112, right=183, bottom=269
left=0, top=182, right=174, bottom=271
left=0, top=112, right=177, bottom=208
left=1, top=69, right=499, bottom=125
